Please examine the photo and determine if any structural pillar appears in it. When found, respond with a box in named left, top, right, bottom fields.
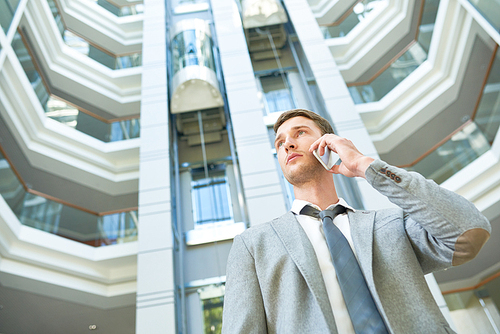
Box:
left=211, top=0, right=288, bottom=226
left=136, top=0, right=175, bottom=332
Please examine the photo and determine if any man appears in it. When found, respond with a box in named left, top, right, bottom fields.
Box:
left=221, top=109, right=490, bottom=333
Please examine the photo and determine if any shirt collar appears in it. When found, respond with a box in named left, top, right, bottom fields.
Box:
left=291, top=198, right=355, bottom=216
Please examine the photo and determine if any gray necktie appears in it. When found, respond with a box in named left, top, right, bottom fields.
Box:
left=300, top=205, right=388, bottom=334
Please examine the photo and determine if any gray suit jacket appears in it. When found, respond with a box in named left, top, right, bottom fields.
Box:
left=222, top=160, right=491, bottom=334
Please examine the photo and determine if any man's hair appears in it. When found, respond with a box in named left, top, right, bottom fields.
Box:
left=273, top=109, right=334, bottom=135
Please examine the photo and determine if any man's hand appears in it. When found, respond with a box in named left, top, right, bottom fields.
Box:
left=309, top=134, right=375, bottom=179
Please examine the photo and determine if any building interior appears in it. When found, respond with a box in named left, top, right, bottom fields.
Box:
left=0, top=0, right=499, bottom=332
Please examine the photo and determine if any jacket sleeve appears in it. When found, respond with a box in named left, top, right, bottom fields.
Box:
left=365, top=159, right=491, bottom=273
left=221, top=234, right=267, bottom=334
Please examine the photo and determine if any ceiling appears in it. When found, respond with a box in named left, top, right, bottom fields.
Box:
left=0, top=284, right=136, bottom=334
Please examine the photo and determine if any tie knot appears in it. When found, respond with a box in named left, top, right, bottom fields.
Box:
left=300, top=205, right=347, bottom=220
left=320, top=206, right=347, bottom=220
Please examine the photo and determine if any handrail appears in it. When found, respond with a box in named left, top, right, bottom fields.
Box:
left=13, top=30, right=141, bottom=142
left=0, top=146, right=138, bottom=247
left=48, top=94, right=140, bottom=124
left=348, top=39, right=418, bottom=87
left=399, top=45, right=498, bottom=171
left=319, top=0, right=363, bottom=27
left=347, top=0, right=427, bottom=86
left=466, top=0, right=500, bottom=32
left=441, top=271, right=500, bottom=295
left=48, top=0, right=142, bottom=68
left=348, top=0, right=439, bottom=103
left=0, top=0, right=21, bottom=33
left=320, top=0, right=388, bottom=39
left=92, top=0, right=144, bottom=17
left=398, top=120, right=473, bottom=168
left=28, top=189, right=138, bottom=216
left=0, top=145, right=136, bottom=216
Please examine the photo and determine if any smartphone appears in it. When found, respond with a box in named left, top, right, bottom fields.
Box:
left=313, top=147, right=340, bottom=170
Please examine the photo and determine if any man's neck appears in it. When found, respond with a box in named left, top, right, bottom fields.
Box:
left=293, top=176, right=339, bottom=211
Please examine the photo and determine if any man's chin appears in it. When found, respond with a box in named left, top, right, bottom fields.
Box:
left=284, top=165, right=323, bottom=186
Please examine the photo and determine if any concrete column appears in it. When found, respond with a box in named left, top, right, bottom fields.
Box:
left=211, top=0, right=288, bottom=226
left=136, top=0, right=175, bottom=332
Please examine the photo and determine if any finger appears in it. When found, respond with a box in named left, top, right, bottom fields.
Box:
left=317, top=139, right=326, bottom=156
left=309, top=137, right=322, bottom=152
left=329, top=165, right=341, bottom=174
left=310, top=137, right=327, bottom=154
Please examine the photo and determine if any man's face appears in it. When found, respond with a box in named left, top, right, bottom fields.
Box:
left=274, top=116, right=324, bottom=186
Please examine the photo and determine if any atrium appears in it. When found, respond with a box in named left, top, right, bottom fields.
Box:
left=0, top=0, right=499, bottom=332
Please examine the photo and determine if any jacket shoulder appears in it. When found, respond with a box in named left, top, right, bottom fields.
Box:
left=236, top=213, right=292, bottom=248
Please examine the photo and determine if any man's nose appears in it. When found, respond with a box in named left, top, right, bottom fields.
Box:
left=284, top=137, right=296, bottom=150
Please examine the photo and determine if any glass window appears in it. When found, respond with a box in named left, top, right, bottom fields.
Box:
left=95, top=0, right=144, bottom=17
left=475, top=49, right=500, bottom=144
left=191, top=164, right=233, bottom=226
left=198, top=284, right=224, bottom=334
left=467, top=0, right=500, bottom=31
left=320, top=0, right=388, bottom=39
left=408, top=122, right=490, bottom=183
left=171, top=28, right=215, bottom=74
left=98, top=211, right=138, bottom=245
left=0, top=0, right=21, bottom=34
left=173, top=0, right=209, bottom=14
left=260, top=74, right=295, bottom=114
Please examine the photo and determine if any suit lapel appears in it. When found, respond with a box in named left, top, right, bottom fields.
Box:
left=348, top=210, right=376, bottom=288
left=271, top=212, right=337, bottom=333
left=349, top=210, right=395, bottom=333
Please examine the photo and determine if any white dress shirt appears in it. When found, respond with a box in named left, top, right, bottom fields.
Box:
left=291, top=199, right=356, bottom=334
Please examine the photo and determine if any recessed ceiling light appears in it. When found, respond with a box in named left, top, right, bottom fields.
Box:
left=89, top=324, right=97, bottom=330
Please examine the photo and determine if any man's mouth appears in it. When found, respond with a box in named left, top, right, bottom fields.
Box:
left=287, top=153, right=302, bottom=164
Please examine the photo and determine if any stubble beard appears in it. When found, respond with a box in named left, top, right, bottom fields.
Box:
left=284, top=160, right=324, bottom=187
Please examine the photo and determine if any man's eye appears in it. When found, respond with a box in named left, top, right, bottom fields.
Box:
left=277, top=142, right=283, bottom=148
left=298, top=131, right=305, bottom=136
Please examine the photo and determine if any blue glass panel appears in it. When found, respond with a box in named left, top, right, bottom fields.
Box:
left=191, top=165, right=233, bottom=225
left=0, top=150, right=138, bottom=246
left=172, top=29, right=215, bottom=74
left=96, top=0, right=143, bottom=17
left=260, top=74, right=295, bottom=115
left=265, top=89, right=294, bottom=114
left=475, top=50, right=500, bottom=143
left=0, top=0, right=21, bottom=34
left=321, top=0, right=388, bottom=39
left=47, top=0, right=142, bottom=69
left=467, top=0, right=500, bottom=32
left=12, top=33, right=140, bottom=142
left=407, top=122, right=490, bottom=183
left=349, top=0, right=440, bottom=104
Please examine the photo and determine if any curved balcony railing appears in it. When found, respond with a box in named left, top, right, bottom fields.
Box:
left=0, top=0, right=21, bottom=33
left=348, top=0, right=439, bottom=104
left=467, top=0, right=500, bottom=32
left=62, top=30, right=142, bottom=69
left=0, top=150, right=138, bottom=247
left=320, top=0, right=388, bottom=39
left=405, top=122, right=490, bottom=184
left=47, top=0, right=142, bottom=70
left=474, top=48, right=500, bottom=144
left=94, top=0, right=144, bottom=17
left=12, top=32, right=140, bottom=142
left=442, top=272, right=500, bottom=333
left=404, top=48, right=500, bottom=184
left=46, top=96, right=140, bottom=142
